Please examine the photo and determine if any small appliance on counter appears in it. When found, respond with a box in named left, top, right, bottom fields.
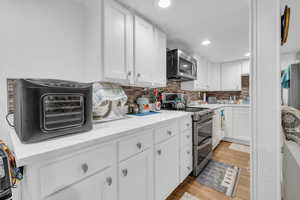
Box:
left=10, top=79, right=93, bottom=143
left=93, top=82, right=128, bottom=123
left=161, top=93, right=187, bottom=110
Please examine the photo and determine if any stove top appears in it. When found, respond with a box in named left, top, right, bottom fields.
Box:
left=161, top=106, right=213, bottom=121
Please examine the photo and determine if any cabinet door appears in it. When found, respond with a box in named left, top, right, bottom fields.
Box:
left=45, top=167, right=116, bottom=200
left=241, top=60, right=250, bottom=75
left=155, top=136, right=179, bottom=200
left=221, top=61, right=242, bottom=91
left=224, top=107, right=233, bottom=138
left=232, top=108, right=251, bottom=142
left=103, top=0, right=133, bottom=84
left=208, top=63, right=221, bottom=91
left=198, top=58, right=209, bottom=90
left=152, top=29, right=167, bottom=87
left=134, top=16, right=155, bottom=87
left=119, top=149, right=153, bottom=200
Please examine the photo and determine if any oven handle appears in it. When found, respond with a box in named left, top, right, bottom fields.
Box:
left=196, top=138, right=212, bottom=150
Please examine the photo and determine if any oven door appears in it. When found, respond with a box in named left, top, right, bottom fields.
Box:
left=193, top=118, right=213, bottom=146
left=192, top=138, right=213, bottom=176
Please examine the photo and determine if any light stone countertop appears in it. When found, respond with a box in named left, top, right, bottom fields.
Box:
left=8, top=110, right=191, bottom=166
left=188, top=104, right=251, bottom=110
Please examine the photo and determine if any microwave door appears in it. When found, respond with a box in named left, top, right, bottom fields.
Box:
left=179, top=58, right=194, bottom=78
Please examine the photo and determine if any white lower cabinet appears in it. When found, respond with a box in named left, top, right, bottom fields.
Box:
left=155, top=136, right=180, bottom=200
left=119, top=149, right=153, bottom=200
left=45, top=167, right=116, bottom=200
left=232, top=107, right=251, bottom=143
left=20, top=117, right=193, bottom=200
left=212, top=108, right=224, bottom=150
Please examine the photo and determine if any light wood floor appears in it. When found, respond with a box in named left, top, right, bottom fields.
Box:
left=166, top=142, right=250, bottom=200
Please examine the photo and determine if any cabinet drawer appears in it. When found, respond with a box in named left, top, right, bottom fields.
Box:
left=155, top=122, right=179, bottom=144
left=180, top=117, right=192, bottom=132
left=181, top=129, right=192, bottom=147
left=119, top=129, right=153, bottom=161
left=40, top=144, right=114, bottom=198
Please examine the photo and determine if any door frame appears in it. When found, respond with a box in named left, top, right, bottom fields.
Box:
left=250, top=0, right=282, bottom=199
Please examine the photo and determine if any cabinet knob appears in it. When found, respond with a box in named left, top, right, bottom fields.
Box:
left=186, top=123, right=190, bottom=127
left=157, top=150, right=162, bottom=155
left=81, top=163, right=89, bottom=173
left=187, top=166, right=191, bottom=171
left=187, top=151, right=191, bottom=155
left=122, top=169, right=128, bottom=177
left=167, top=130, right=172, bottom=136
left=186, top=135, right=190, bottom=139
left=106, top=177, right=112, bottom=186
left=136, top=142, right=142, bottom=150
left=127, top=71, right=132, bottom=76
left=137, top=73, right=141, bottom=78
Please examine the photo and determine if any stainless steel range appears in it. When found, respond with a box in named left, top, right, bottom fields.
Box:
left=161, top=102, right=214, bottom=177
left=185, top=107, right=214, bottom=176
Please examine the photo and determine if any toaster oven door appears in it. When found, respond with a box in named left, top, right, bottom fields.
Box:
left=41, top=94, right=85, bottom=132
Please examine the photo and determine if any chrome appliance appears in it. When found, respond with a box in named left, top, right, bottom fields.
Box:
left=12, top=79, right=93, bottom=143
left=161, top=93, right=187, bottom=110
left=93, top=82, right=128, bottom=123
left=167, top=49, right=197, bottom=81
left=161, top=105, right=214, bottom=176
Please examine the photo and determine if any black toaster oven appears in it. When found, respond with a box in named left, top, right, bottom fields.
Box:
left=13, top=79, right=93, bottom=143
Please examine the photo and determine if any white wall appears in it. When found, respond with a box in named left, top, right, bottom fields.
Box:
left=0, top=0, right=100, bottom=147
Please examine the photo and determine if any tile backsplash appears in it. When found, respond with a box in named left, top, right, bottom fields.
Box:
left=7, top=76, right=250, bottom=113
left=123, top=76, right=250, bottom=103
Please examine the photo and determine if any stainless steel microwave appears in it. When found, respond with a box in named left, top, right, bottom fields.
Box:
left=167, top=49, right=197, bottom=81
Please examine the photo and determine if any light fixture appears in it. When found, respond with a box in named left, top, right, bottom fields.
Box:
left=201, top=40, right=211, bottom=46
left=158, top=0, right=171, bottom=8
left=244, top=52, right=251, bottom=57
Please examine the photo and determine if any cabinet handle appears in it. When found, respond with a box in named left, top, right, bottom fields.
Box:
left=81, top=163, right=89, bottom=173
left=136, top=142, right=142, bottom=150
left=106, top=177, right=112, bottom=186
left=187, top=166, right=191, bottom=171
left=157, top=150, right=162, bottom=155
left=167, top=130, right=172, bottom=136
left=122, top=169, right=128, bottom=177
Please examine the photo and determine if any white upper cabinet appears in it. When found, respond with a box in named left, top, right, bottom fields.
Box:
left=103, top=0, right=133, bottom=84
left=241, top=59, right=250, bottom=75
left=134, top=16, right=154, bottom=87
left=102, top=0, right=167, bottom=87
left=221, top=61, right=242, bottom=91
left=152, top=29, right=167, bottom=87
left=207, top=63, right=221, bottom=91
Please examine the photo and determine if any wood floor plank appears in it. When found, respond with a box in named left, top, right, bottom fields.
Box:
left=166, top=142, right=250, bottom=200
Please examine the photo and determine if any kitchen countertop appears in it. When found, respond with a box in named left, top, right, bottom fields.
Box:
left=9, top=110, right=191, bottom=167
left=189, top=104, right=251, bottom=110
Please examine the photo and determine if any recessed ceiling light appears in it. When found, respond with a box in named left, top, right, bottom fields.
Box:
left=158, top=0, right=171, bottom=8
left=201, top=40, right=211, bottom=46
left=244, top=52, right=251, bottom=57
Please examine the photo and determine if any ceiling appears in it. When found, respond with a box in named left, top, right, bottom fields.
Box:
left=281, top=0, right=300, bottom=55
left=118, top=0, right=250, bottom=63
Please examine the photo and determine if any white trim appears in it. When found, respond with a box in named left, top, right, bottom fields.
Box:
left=251, top=0, right=281, bottom=199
